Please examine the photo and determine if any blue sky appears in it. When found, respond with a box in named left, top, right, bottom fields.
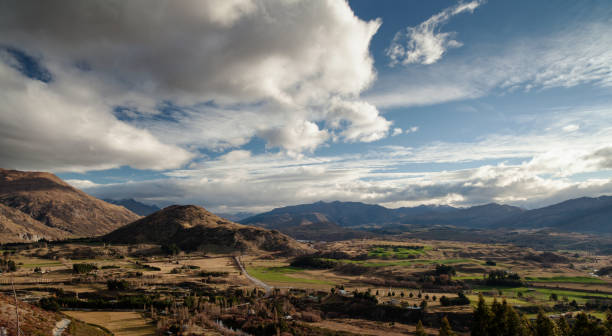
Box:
left=1, top=0, right=611, bottom=213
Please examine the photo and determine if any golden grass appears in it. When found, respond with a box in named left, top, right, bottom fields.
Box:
left=309, top=318, right=439, bottom=336
left=63, top=311, right=155, bottom=336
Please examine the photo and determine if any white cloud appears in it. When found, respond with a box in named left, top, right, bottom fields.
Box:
left=327, top=99, right=391, bottom=142
left=0, top=60, right=193, bottom=172
left=562, top=124, right=580, bottom=132
left=0, top=0, right=387, bottom=162
left=387, top=0, right=484, bottom=66
left=391, top=128, right=403, bottom=136
left=258, top=120, right=329, bottom=155
left=371, top=22, right=612, bottom=109
left=65, top=179, right=100, bottom=189
left=77, top=108, right=612, bottom=212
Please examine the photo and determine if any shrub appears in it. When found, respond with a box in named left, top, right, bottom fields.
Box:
left=485, top=270, right=523, bottom=286
left=435, top=264, right=456, bottom=276
left=39, top=297, right=60, bottom=311
left=161, top=243, right=180, bottom=256
left=301, top=311, right=321, bottom=322
left=107, top=279, right=130, bottom=291
left=290, top=255, right=338, bottom=269
left=72, top=263, right=97, bottom=274
left=439, top=292, right=470, bottom=306
left=199, top=271, right=229, bottom=277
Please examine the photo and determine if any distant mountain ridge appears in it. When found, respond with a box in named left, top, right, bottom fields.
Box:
left=103, top=198, right=160, bottom=216
left=0, top=168, right=140, bottom=241
left=241, top=197, right=612, bottom=236
left=243, top=211, right=371, bottom=241
left=494, top=196, right=612, bottom=233
left=244, top=200, right=397, bottom=227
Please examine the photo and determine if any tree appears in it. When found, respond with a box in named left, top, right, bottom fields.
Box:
left=161, top=243, right=180, bottom=256
left=439, top=316, right=456, bottom=336
left=472, top=294, right=492, bottom=336
left=534, top=311, right=558, bottom=336
left=570, top=312, right=607, bottom=336
left=488, top=299, right=506, bottom=335
left=605, top=311, right=612, bottom=334
left=549, top=293, right=558, bottom=301
left=504, top=301, right=529, bottom=336
left=556, top=316, right=570, bottom=336
left=420, top=300, right=428, bottom=311
left=415, top=320, right=427, bottom=336
left=7, top=260, right=16, bottom=272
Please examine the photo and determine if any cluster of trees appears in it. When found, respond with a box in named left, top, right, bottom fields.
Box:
left=170, top=264, right=200, bottom=274
left=439, top=292, right=470, bottom=306
left=72, top=263, right=97, bottom=274
left=289, top=255, right=338, bottom=269
left=161, top=243, right=181, bottom=256
left=486, top=270, right=523, bottom=286
left=198, top=271, right=229, bottom=277
left=472, top=294, right=612, bottom=335
left=0, top=258, right=17, bottom=272
left=106, top=279, right=130, bottom=291
left=434, top=264, right=457, bottom=276
left=353, top=289, right=378, bottom=304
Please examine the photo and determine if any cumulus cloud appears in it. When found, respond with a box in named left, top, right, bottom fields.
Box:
left=327, top=99, right=391, bottom=142
left=387, top=0, right=484, bottom=66
left=258, top=120, right=329, bottom=154
left=0, top=0, right=387, bottom=163
left=0, top=59, right=193, bottom=172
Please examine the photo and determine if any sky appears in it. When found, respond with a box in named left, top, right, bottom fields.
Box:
left=1, top=0, right=612, bottom=213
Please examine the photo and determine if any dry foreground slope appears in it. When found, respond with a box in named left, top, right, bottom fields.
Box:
left=104, top=204, right=313, bottom=255
left=0, top=168, right=140, bottom=238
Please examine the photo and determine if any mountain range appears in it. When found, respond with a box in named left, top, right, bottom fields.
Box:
left=241, top=197, right=612, bottom=239
left=0, top=168, right=610, bottom=245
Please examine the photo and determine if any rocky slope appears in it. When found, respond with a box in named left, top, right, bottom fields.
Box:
left=104, top=205, right=313, bottom=255
left=0, top=168, right=140, bottom=237
left=0, top=203, right=69, bottom=243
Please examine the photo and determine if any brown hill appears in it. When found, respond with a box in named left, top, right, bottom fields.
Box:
left=0, top=168, right=140, bottom=237
left=104, top=205, right=313, bottom=255
left=0, top=203, right=69, bottom=243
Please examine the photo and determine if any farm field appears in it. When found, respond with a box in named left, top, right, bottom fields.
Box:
left=63, top=311, right=155, bottom=336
